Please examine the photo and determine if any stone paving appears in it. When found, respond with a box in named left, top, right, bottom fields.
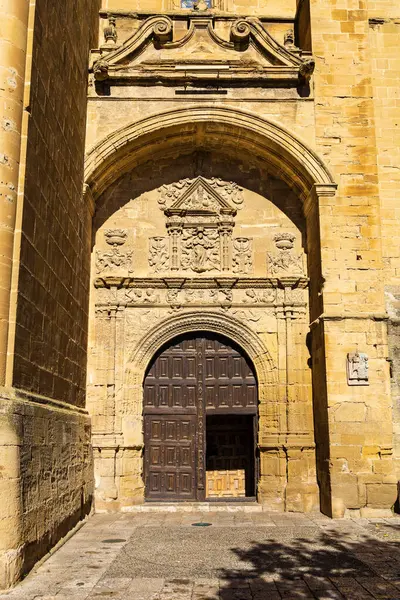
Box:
left=1, top=509, right=400, bottom=600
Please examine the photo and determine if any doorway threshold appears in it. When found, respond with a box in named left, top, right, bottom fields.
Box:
left=122, top=502, right=263, bottom=513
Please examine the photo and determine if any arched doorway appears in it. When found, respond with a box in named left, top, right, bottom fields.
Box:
left=143, top=332, right=258, bottom=501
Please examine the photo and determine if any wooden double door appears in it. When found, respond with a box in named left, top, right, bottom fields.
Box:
left=143, top=332, right=258, bottom=501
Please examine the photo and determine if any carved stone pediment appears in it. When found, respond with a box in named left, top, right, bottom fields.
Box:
left=165, top=177, right=236, bottom=217
left=91, top=15, right=315, bottom=86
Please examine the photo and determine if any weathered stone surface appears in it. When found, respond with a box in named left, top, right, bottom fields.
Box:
left=1, top=0, right=400, bottom=589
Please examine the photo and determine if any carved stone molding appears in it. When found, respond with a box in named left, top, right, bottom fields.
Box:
left=85, top=107, right=337, bottom=202
left=127, top=310, right=276, bottom=382
left=91, top=14, right=316, bottom=85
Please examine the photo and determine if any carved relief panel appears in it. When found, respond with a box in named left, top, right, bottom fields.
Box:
left=96, top=229, right=133, bottom=274
left=267, top=233, right=304, bottom=276
left=149, top=177, right=253, bottom=275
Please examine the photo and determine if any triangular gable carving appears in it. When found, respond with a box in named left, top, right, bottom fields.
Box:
left=92, top=15, right=315, bottom=85
left=166, top=177, right=237, bottom=217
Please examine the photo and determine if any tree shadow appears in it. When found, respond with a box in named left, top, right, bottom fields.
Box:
left=202, top=528, right=400, bottom=599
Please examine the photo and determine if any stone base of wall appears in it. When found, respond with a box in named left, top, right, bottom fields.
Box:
left=0, top=390, right=93, bottom=590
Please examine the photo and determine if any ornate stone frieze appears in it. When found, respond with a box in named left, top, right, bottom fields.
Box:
left=230, top=309, right=261, bottom=323
left=125, top=288, right=160, bottom=304
left=244, top=289, right=276, bottom=303
left=232, top=238, right=253, bottom=274
left=267, top=233, right=304, bottom=276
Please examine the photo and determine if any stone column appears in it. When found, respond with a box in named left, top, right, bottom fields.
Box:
left=0, top=0, right=30, bottom=384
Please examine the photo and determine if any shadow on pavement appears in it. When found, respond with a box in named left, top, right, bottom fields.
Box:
left=212, top=530, right=400, bottom=600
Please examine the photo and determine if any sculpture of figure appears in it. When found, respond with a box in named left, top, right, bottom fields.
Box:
left=181, top=227, right=220, bottom=273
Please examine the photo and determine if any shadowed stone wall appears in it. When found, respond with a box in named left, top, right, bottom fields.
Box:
left=0, top=0, right=99, bottom=589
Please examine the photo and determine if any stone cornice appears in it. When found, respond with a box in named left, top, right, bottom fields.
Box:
left=93, top=276, right=309, bottom=289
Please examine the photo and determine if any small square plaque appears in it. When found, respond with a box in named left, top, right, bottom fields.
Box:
left=347, top=352, right=369, bottom=386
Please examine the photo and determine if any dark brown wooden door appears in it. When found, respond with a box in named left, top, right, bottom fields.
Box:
left=143, top=333, right=257, bottom=501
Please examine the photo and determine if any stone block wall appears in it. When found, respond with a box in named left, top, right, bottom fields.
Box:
left=368, top=7, right=400, bottom=478
left=308, top=0, right=398, bottom=516
left=0, top=0, right=99, bottom=589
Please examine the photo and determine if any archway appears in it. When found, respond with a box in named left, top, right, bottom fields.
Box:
left=86, top=107, right=335, bottom=514
left=143, top=331, right=258, bottom=501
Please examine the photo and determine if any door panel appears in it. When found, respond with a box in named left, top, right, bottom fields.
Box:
left=143, top=332, right=258, bottom=501
left=144, top=414, right=196, bottom=500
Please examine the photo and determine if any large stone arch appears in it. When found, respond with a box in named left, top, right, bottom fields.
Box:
left=127, top=309, right=276, bottom=389
left=88, top=106, right=336, bottom=513
left=84, top=106, right=336, bottom=203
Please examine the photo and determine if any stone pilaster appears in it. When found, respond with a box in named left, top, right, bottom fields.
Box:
left=0, top=0, right=30, bottom=384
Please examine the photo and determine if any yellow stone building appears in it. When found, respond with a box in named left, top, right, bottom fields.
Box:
left=1, top=0, right=400, bottom=589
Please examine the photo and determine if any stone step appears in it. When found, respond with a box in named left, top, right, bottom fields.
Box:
left=121, top=502, right=264, bottom=513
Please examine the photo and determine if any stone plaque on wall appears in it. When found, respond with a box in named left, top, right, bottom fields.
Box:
left=347, top=352, right=369, bottom=386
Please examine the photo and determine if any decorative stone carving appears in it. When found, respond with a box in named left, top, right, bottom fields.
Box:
left=149, top=237, right=169, bottom=273
left=220, top=289, right=233, bottom=305
left=299, top=58, right=316, bottom=81
left=166, top=289, right=181, bottom=306
left=284, top=29, right=295, bottom=48
left=102, top=16, right=118, bottom=48
left=231, top=309, right=261, bottom=323
left=184, top=289, right=206, bottom=303
left=151, top=177, right=252, bottom=274
left=157, top=177, right=244, bottom=210
left=233, top=238, right=253, bottom=274
left=244, top=289, right=276, bottom=303
left=125, top=288, right=159, bottom=304
left=267, top=233, right=303, bottom=276
left=104, top=229, right=127, bottom=246
left=347, top=352, right=369, bottom=386
left=93, top=58, right=109, bottom=81
left=96, top=248, right=133, bottom=274
left=181, top=228, right=220, bottom=273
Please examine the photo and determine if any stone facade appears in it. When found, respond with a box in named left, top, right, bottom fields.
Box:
left=84, top=0, right=398, bottom=521
left=1, top=0, right=400, bottom=590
